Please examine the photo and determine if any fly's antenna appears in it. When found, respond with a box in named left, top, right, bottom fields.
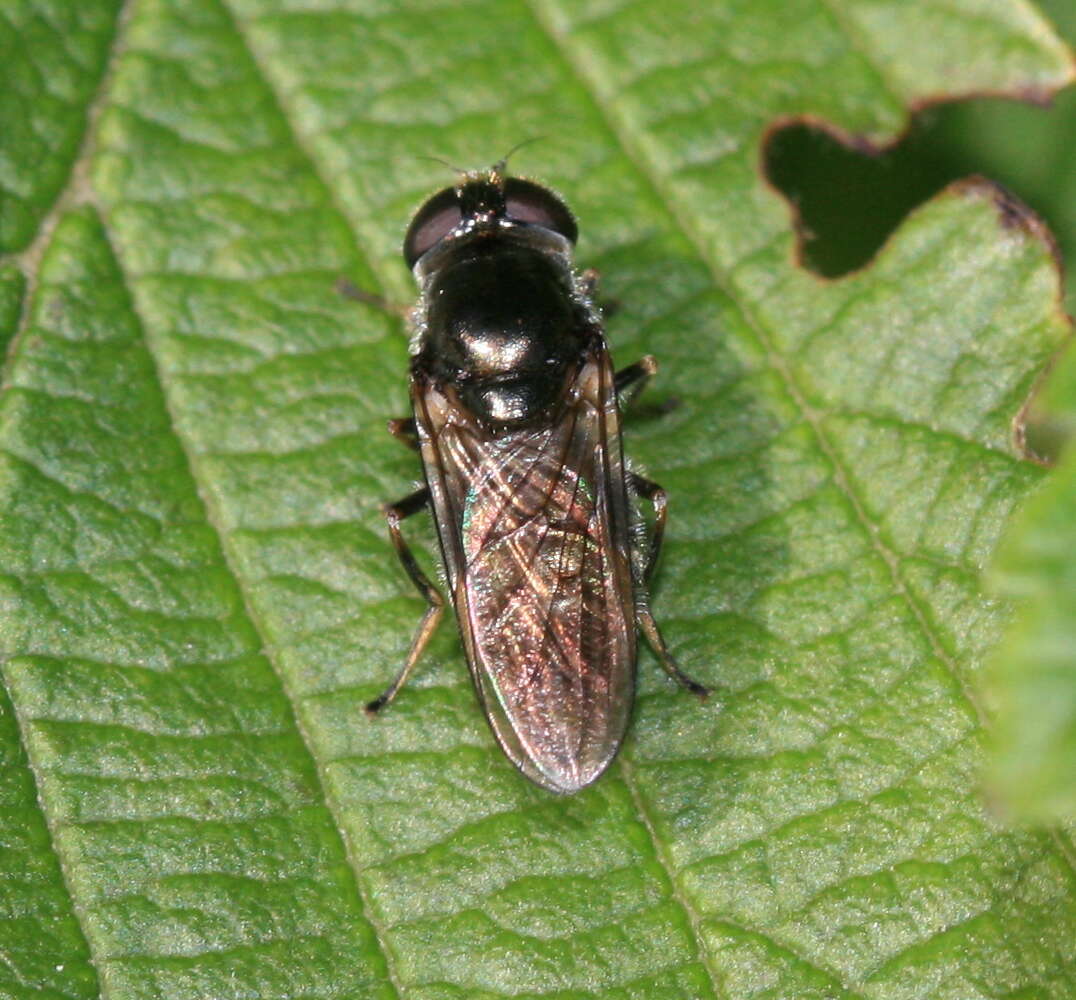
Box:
left=412, top=153, right=469, bottom=176
left=490, top=136, right=547, bottom=180
left=411, top=140, right=546, bottom=187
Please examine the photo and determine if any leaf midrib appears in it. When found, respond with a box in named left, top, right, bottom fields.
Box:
left=521, top=0, right=1076, bottom=966
left=0, top=5, right=135, bottom=997
left=85, top=5, right=408, bottom=998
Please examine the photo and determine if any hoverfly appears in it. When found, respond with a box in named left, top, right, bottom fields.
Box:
left=369, top=160, right=709, bottom=793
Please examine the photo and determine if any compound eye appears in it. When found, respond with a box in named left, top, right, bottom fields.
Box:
left=504, top=178, right=578, bottom=244
left=403, top=186, right=463, bottom=267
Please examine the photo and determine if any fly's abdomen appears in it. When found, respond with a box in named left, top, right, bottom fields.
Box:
left=415, top=356, right=636, bottom=793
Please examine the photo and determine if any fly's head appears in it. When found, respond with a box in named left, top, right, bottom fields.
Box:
left=404, top=164, right=598, bottom=431
left=403, top=164, right=578, bottom=271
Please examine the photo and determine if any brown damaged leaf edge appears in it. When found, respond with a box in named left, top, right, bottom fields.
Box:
left=759, top=108, right=1074, bottom=465
left=758, top=28, right=1076, bottom=280
left=954, top=175, right=1062, bottom=266
left=953, top=176, right=1071, bottom=466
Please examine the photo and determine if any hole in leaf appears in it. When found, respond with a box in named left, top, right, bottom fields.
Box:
left=765, top=81, right=1076, bottom=465
left=763, top=95, right=1076, bottom=290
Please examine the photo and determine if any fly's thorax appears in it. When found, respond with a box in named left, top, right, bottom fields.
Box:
left=413, top=233, right=595, bottom=428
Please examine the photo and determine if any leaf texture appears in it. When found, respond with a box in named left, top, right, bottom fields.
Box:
left=0, top=209, right=393, bottom=998
left=0, top=0, right=1074, bottom=998
left=0, top=684, right=97, bottom=999
left=0, top=268, right=24, bottom=356
left=0, top=0, right=123, bottom=252
left=990, top=338, right=1076, bottom=821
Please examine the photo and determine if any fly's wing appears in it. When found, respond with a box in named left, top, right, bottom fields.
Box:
left=414, top=348, right=636, bottom=792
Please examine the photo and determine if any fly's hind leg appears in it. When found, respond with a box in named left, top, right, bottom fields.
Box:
left=367, top=487, right=444, bottom=715
left=630, top=471, right=710, bottom=700
left=637, top=605, right=710, bottom=700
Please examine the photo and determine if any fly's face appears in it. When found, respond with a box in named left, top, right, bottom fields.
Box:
left=370, top=162, right=710, bottom=794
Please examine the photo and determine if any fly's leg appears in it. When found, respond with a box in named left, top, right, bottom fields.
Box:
left=615, top=355, right=658, bottom=410
left=629, top=470, right=666, bottom=585
left=336, top=276, right=410, bottom=319
left=630, top=471, right=710, bottom=700
left=637, top=606, right=709, bottom=700
left=387, top=416, right=420, bottom=452
left=367, top=487, right=444, bottom=715
left=617, top=355, right=681, bottom=417
left=581, top=267, right=621, bottom=319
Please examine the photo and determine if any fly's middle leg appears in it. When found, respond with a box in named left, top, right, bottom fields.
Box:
left=630, top=471, right=710, bottom=700
left=630, top=470, right=666, bottom=584
left=368, top=487, right=444, bottom=715
left=387, top=416, right=420, bottom=452
left=615, top=356, right=658, bottom=410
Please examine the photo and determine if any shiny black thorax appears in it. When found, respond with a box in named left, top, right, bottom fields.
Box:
left=413, top=233, right=594, bottom=428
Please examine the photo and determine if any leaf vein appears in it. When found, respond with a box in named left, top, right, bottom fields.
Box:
left=89, top=213, right=405, bottom=996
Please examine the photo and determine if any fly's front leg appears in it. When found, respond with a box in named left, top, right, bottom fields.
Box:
left=368, top=487, right=444, bottom=715
left=336, top=276, right=411, bottom=319
left=581, top=267, right=621, bottom=319
left=630, top=471, right=710, bottom=700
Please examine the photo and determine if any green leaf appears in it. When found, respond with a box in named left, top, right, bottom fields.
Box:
left=1, top=208, right=393, bottom=998
left=0, top=252, right=98, bottom=1000
left=0, top=685, right=98, bottom=999
left=902, top=0, right=1076, bottom=827
left=0, top=266, right=24, bottom=355
left=2, top=1, right=1076, bottom=998
left=988, top=327, right=1076, bottom=823
left=0, top=0, right=123, bottom=252
left=906, top=0, right=1076, bottom=314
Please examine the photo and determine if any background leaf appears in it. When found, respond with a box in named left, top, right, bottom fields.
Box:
left=767, top=0, right=1076, bottom=312
left=988, top=314, right=1076, bottom=822
left=1, top=1, right=1075, bottom=998
left=0, top=0, right=122, bottom=252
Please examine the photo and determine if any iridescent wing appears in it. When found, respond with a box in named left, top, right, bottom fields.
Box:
left=414, top=345, right=636, bottom=792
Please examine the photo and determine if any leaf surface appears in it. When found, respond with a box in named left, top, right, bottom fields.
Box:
left=0, top=208, right=394, bottom=997
left=1, top=1, right=1075, bottom=998
left=0, top=0, right=122, bottom=252
left=989, top=330, right=1076, bottom=822
left=908, top=0, right=1076, bottom=312
left=0, top=267, right=23, bottom=354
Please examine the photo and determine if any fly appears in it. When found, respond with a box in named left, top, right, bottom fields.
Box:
left=369, top=159, right=710, bottom=793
